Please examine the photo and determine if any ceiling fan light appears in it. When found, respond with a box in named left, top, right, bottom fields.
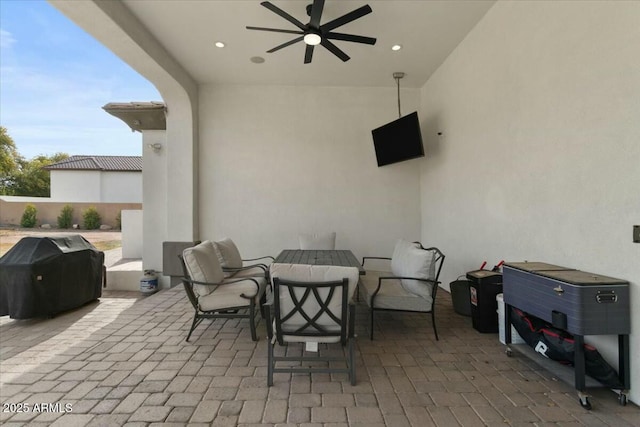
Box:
left=303, top=33, right=321, bottom=46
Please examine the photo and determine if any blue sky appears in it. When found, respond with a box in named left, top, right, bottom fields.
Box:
left=0, top=0, right=161, bottom=159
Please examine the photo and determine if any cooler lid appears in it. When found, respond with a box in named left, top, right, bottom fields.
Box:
left=539, top=269, right=628, bottom=286
left=504, top=262, right=573, bottom=272
left=466, top=269, right=501, bottom=279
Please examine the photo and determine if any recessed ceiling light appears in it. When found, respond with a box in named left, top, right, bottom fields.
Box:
left=250, top=56, right=265, bottom=64
left=391, top=44, right=402, bottom=51
left=215, top=41, right=225, bottom=48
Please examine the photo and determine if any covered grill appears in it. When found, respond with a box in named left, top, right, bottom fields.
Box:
left=0, top=235, right=104, bottom=319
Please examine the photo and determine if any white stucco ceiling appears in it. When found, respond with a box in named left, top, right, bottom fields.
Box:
left=122, top=0, right=495, bottom=88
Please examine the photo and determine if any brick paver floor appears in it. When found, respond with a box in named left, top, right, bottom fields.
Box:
left=1, top=286, right=638, bottom=426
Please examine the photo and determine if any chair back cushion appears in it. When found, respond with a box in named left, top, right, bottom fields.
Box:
left=182, top=241, right=224, bottom=296
left=390, top=239, right=436, bottom=300
left=212, top=238, right=243, bottom=269
left=298, top=232, right=336, bottom=250
left=270, top=264, right=359, bottom=341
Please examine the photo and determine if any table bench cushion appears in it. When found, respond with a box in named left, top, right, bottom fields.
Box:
left=360, top=270, right=433, bottom=311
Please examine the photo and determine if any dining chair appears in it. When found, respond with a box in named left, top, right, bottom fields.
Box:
left=266, top=263, right=360, bottom=386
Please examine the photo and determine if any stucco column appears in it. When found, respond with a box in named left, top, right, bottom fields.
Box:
left=141, top=131, right=168, bottom=283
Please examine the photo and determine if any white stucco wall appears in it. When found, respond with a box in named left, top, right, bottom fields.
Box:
left=420, top=1, right=640, bottom=402
left=121, top=209, right=143, bottom=258
left=50, top=170, right=101, bottom=202
left=49, top=169, right=141, bottom=203
left=101, top=171, right=142, bottom=202
left=199, top=84, right=423, bottom=261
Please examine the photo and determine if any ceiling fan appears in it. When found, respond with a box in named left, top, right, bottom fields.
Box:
left=246, top=0, right=376, bottom=64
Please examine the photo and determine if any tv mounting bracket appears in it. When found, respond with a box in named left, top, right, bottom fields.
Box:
left=393, top=72, right=405, bottom=118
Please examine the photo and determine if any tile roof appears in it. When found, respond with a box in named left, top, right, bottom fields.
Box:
left=44, top=155, right=142, bottom=172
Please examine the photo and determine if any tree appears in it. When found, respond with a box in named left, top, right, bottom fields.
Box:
left=0, top=126, right=22, bottom=194
left=12, top=152, right=69, bottom=197
left=0, top=126, right=69, bottom=196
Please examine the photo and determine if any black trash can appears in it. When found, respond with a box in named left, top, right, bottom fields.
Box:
left=466, top=270, right=503, bottom=333
left=450, top=279, right=471, bottom=316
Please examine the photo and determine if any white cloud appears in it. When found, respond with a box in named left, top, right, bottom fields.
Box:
left=0, top=28, right=16, bottom=49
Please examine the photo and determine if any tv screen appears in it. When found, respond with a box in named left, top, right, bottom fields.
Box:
left=372, top=111, right=424, bottom=167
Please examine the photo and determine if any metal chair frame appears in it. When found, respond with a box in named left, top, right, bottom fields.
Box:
left=221, top=255, right=274, bottom=278
left=362, top=244, right=445, bottom=341
left=266, top=277, right=356, bottom=386
left=179, top=255, right=264, bottom=342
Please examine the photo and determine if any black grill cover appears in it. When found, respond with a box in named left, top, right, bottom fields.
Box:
left=0, top=235, right=104, bottom=319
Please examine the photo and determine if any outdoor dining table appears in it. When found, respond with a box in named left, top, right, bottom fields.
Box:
left=273, top=249, right=366, bottom=275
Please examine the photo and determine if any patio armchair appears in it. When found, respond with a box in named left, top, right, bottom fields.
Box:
left=298, top=232, right=337, bottom=250
left=212, top=237, right=274, bottom=279
left=266, top=263, right=360, bottom=386
left=359, top=240, right=445, bottom=340
left=180, top=241, right=267, bottom=342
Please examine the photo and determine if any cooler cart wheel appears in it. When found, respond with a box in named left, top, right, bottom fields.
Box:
left=505, top=347, right=513, bottom=357
left=578, top=392, right=591, bottom=410
left=619, top=392, right=628, bottom=406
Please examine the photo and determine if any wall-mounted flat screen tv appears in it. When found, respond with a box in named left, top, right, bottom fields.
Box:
left=372, top=111, right=424, bottom=167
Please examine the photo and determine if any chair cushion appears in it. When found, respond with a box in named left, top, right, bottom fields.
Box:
left=183, top=241, right=224, bottom=296
left=213, top=238, right=243, bottom=269
left=198, top=277, right=267, bottom=311
left=270, top=263, right=359, bottom=343
left=298, top=232, right=336, bottom=250
left=360, top=271, right=433, bottom=311
left=390, top=239, right=436, bottom=300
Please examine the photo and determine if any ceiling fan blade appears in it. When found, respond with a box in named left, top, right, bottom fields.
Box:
left=309, top=0, right=325, bottom=28
left=321, top=4, right=372, bottom=32
left=325, top=32, right=376, bottom=45
left=304, top=45, right=315, bottom=64
left=321, top=39, right=350, bottom=62
left=260, top=1, right=306, bottom=30
left=267, top=36, right=304, bottom=53
left=246, top=26, right=304, bottom=35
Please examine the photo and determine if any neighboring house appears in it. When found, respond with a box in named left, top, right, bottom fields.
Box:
left=44, top=155, right=142, bottom=203
left=0, top=155, right=142, bottom=227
